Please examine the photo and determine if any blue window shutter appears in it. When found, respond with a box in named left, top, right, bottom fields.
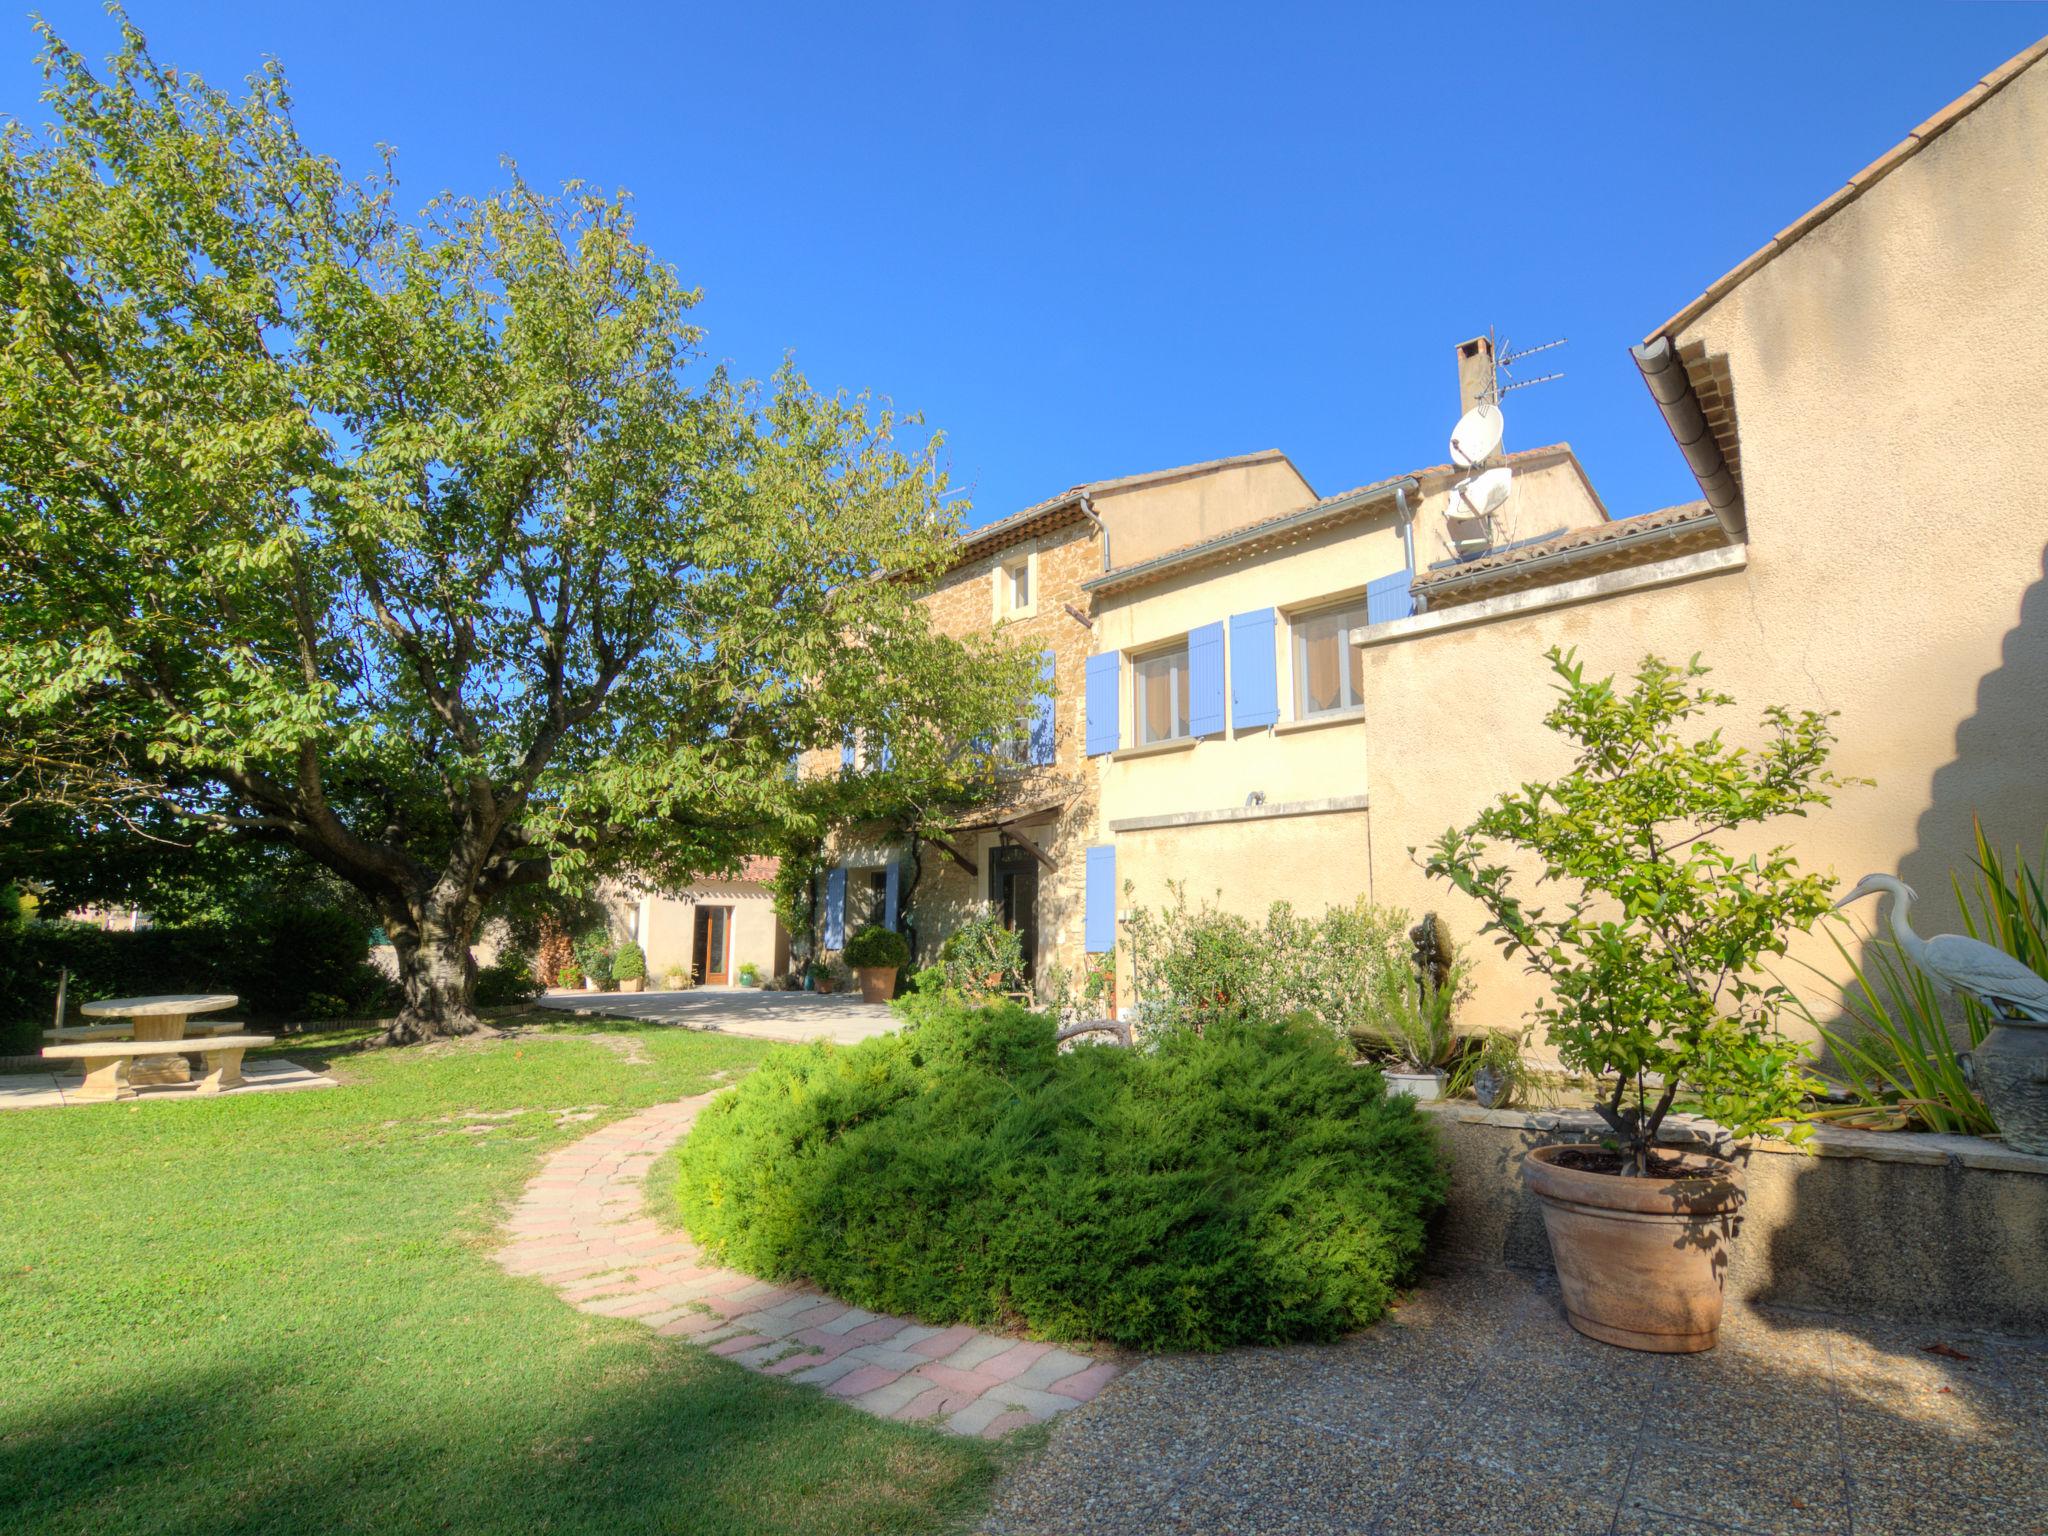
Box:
left=1084, top=844, right=1116, bottom=954
left=1084, top=651, right=1120, bottom=756
left=1028, top=650, right=1058, bottom=765
left=840, top=733, right=855, bottom=772
left=1187, top=621, right=1225, bottom=736
left=1364, top=569, right=1416, bottom=626
left=878, top=735, right=893, bottom=771
left=825, top=867, right=846, bottom=949
left=884, top=859, right=901, bottom=931
left=1229, top=609, right=1278, bottom=728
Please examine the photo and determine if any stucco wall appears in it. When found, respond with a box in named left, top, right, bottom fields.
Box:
left=1354, top=57, right=2048, bottom=1034
left=607, top=882, right=786, bottom=985
left=1099, top=455, right=1317, bottom=567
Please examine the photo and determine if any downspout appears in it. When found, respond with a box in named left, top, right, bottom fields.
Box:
left=1394, top=484, right=1419, bottom=613
left=1075, top=490, right=1109, bottom=572
left=1632, top=335, right=1746, bottom=540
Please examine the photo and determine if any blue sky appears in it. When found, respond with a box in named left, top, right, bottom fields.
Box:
left=10, top=3, right=2043, bottom=526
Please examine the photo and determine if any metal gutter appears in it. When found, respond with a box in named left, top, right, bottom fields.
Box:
left=1632, top=335, right=1745, bottom=540
left=1075, top=490, right=1109, bottom=572
left=1081, top=476, right=1418, bottom=597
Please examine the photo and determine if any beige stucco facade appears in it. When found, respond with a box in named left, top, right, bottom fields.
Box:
left=601, top=877, right=787, bottom=987
left=1351, top=45, right=2048, bottom=1030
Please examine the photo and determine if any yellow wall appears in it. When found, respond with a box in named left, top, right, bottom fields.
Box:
left=1356, top=55, right=2048, bottom=1030
left=1097, top=456, right=1316, bottom=566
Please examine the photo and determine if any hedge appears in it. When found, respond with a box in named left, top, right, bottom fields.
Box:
left=0, top=910, right=389, bottom=1052
left=675, top=1001, right=1446, bottom=1351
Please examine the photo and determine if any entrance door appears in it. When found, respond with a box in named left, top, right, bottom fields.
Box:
left=693, top=905, right=731, bottom=985
left=988, top=844, right=1040, bottom=984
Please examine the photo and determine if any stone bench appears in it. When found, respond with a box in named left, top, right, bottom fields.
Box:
left=42, top=1035, right=275, bottom=1102
left=44, top=1020, right=247, bottom=1044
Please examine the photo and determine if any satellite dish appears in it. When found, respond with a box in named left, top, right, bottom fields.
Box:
left=1452, top=465, right=1513, bottom=520
left=1445, top=512, right=1495, bottom=555
left=1450, top=402, right=1505, bottom=469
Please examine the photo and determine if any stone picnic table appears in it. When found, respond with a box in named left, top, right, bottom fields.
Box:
left=77, top=994, right=239, bottom=1087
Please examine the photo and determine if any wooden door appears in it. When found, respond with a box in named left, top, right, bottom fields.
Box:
left=693, top=906, right=732, bottom=985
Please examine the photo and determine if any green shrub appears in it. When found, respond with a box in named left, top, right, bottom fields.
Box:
left=475, top=953, right=541, bottom=1006
left=737, top=961, right=761, bottom=986
left=841, top=925, right=909, bottom=970
left=573, top=932, right=613, bottom=984
left=675, top=1000, right=1446, bottom=1351
left=908, top=911, right=1025, bottom=1000
left=611, top=940, right=646, bottom=982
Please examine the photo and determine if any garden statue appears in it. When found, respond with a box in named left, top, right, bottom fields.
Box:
left=1409, top=912, right=1453, bottom=997
left=1836, top=872, right=2048, bottom=1154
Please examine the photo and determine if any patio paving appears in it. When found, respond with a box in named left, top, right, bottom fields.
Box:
left=497, top=1088, right=1123, bottom=1437
left=0, top=1055, right=335, bottom=1111
left=531, top=985, right=900, bottom=1045
left=977, top=1265, right=2048, bottom=1536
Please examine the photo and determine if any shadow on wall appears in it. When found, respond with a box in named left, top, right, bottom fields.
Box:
left=1897, top=540, right=2048, bottom=939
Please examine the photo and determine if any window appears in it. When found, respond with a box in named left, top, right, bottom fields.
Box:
left=1134, top=643, right=1192, bottom=745
left=996, top=552, right=1036, bottom=619
left=1292, top=599, right=1369, bottom=718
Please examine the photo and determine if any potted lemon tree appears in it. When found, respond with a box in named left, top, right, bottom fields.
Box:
left=1426, top=649, right=1852, bottom=1353
left=842, top=925, right=909, bottom=1005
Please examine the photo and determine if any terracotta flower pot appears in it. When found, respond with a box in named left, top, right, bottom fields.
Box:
left=1522, top=1143, right=1745, bottom=1354
left=853, top=966, right=897, bottom=1005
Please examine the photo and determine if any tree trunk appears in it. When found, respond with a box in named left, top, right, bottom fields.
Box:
left=382, top=898, right=487, bottom=1045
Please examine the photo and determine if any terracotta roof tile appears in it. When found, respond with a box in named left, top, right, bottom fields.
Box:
left=1412, top=501, right=1719, bottom=593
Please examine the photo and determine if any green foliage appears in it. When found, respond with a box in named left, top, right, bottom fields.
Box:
left=1425, top=649, right=1855, bottom=1170
left=1121, top=883, right=1436, bottom=1046
left=737, top=961, right=761, bottom=986
left=475, top=953, right=542, bottom=1007
left=557, top=958, right=584, bottom=988
left=573, top=932, right=614, bottom=985
left=0, top=16, right=1042, bottom=1036
left=675, top=1001, right=1446, bottom=1351
left=611, top=940, right=646, bottom=982
left=1357, top=948, right=1471, bottom=1071
left=841, top=925, right=909, bottom=970
left=904, top=910, right=1027, bottom=1004
left=0, top=911, right=391, bottom=1048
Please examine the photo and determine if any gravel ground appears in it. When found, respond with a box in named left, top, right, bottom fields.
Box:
left=977, top=1265, right=2048, bottom=1535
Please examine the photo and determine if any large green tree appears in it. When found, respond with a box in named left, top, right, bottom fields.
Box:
left=0, top=16, right=1039, bottom=1041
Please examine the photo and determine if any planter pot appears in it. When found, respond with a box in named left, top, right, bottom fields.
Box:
left=853, top=966, right=897, bottom=1005
left=1474, top=1066, right=1514, bottom=1110
left=1523, top=1143, right=1745, bottom=1354
left=815, top=977, right=837, bottom=995
left=582, top=978, right=601, bottom=993
left=1386, top=1068, right=1445, bottom=1101
left=616, top=977, right=644, bottom=993
left=1962, top=1024, right=2048, bottom=1155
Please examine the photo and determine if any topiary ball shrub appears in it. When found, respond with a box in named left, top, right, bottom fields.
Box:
left=674, top=1001, right=1446, bottom=1351
left=840, top=925, right=910, bottom=971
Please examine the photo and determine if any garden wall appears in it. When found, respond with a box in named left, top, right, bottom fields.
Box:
left=1425, top=1104, right=2048, bottom=1337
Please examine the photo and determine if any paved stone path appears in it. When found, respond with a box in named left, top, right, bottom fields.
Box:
left=497, top=1091, right=1121, bottom=1438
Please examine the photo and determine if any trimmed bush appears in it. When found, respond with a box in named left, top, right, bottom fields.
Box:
left=611, top=941, right=646, bottom=982
left=675, top=1001, right=1446, bottom=1351
left=841, top=925, right=909, bottom=971
left=475, top=953, right=541, bottom=1006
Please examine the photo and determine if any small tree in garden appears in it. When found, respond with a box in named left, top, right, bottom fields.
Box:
left=1424, top=649, right=1857, bottom=1174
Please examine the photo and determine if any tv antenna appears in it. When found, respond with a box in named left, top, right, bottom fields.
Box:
left=1492, top=333, right=1568, bottom=401
left=1441, top=331, right=1568, bottom=557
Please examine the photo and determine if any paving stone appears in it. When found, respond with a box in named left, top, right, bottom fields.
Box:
left=495, top=1087, right=1114, bottom=1444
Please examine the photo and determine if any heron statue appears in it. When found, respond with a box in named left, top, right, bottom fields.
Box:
left=1834, top=873, right=2048, bottom=1023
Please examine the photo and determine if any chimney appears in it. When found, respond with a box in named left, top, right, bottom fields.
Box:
left=1455, top=335, right=1495, bottom=415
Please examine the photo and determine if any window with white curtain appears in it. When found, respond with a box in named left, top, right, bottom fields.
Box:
left=1134, top=643, right=1192, bottom=745
left=1291, top=599, right=1370, bottom=718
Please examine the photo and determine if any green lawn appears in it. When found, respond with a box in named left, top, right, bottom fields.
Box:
left=0, top=1019, right=1006, bottom=1535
